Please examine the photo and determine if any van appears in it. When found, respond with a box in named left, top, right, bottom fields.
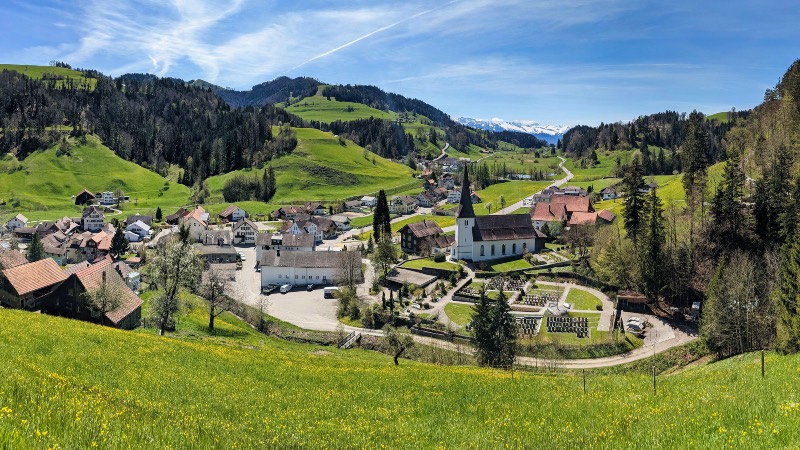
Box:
left=323, top=287, right=339, bottom=299
left=280, top=284, right=292, bottom=294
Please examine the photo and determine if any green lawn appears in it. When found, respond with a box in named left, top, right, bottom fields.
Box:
left=485, top=258, right=533, bottom=272
left=706, top=111, right=731, bottom=123
left=361, top=214, right=456, bottom=240
left=3, top=306, right=800, bottom=447
left=401, top=258, right=460, bottom=271
left=444, top=302, right=474, bottom=326
left=480, top=153, right=561, bottom=178
left=566, top=288, right=603, bottom=310
left=206, top=127, right=415, bottom=205
left=285, top=94, right=394, bottom=123
left=350, top=215, right=374, bottom=229
left=0, top=135, right=191, bottom=222
left=473, top=180, right=552, bottom=215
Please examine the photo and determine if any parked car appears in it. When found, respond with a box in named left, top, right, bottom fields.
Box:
left=238, top=251, right=246, bottom=261
left=280, top=284, right=292, bottom=294
left=307, top=284, right=314, bottom=291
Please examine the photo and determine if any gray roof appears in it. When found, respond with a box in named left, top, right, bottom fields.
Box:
left=194, top=244, right=237, bottom=255
left=260, top=250, right=360, bottom=268
left=472, top=215, right=544, bottom=241
left=279, top=233, right=316, bottom=248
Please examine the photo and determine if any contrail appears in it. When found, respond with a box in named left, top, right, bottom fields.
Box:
left=289, top=0, right=461, bottom=72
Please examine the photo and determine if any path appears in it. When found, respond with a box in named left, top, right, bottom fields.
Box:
left=432, top=142, right=450, bottom=161
left=493, top=156, right=572, bottom=215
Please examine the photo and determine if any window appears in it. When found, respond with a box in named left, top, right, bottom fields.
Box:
left=295, top=275, right=298, bottom=279
left=480, top=245, right=484, bottom=256
left=512, top=243, right=517, bottom=254
left=523, top=242, right=527, bottom=252
left=502, top=244, right=506, bottom=255
left=491, top=245, right=495, bottom=256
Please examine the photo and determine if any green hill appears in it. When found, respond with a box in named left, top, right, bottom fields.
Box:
left=0, top=135, right=190, bottom=221
left=0, top=64, right=96, bottom=89
left=205, top=127, right=416, bottom=211
left=285, top=91, right=395, bottom=123
left=1, top=309, right=799, bottom=448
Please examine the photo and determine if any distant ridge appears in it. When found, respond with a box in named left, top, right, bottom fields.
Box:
left=457, top=117, right=570, bottom=144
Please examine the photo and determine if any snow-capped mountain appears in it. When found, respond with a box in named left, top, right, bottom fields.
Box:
left=457, top=117, right=571, bottom=144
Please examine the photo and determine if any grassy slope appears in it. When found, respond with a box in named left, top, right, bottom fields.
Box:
left=285, top=94, right=394, bottom=123
left=0, top=64, right=96, bottom=89
left=706, top=112, right=730, bottom=123
left=0, top=135, right=190, bottom=221
left=443, top=180, right=552, bottom=216
left=206, top=127, right=415, bottom=207
left=2, top=310, right=799, bottom=448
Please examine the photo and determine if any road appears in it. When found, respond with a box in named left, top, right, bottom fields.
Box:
left=432, top=142, right=450, bottom=161
left=493, top=156, right=572, bottom=215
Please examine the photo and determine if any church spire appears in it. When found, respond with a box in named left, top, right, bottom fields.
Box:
left=457, top=163, right=475, bottom=218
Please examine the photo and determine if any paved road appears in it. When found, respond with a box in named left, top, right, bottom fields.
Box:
left=432, top=142, right=450, bottom=161
left=494, top=156, right=572, bottom=215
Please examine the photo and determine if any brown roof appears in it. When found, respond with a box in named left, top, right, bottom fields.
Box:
left=63, top=261, right=91, bottom=276
left=255, top=233, right=272, bottom=246
left=260, top=250, right=359, bottom=268
left=74, top=260, right=143, bottom=325
left=433, top=234, right=455, bottom=249
left=399, top=220, right=443, bottom=238
left=531, top=202, right=567, bottom=222
left=568, top=212, right=598, bottom=226
left=82, top=206, right=104, bottom=218
left=473, top=215, right=543, bottom=241
left=165, top=207, right=188, bottom=222
left=597, top=209, right=616, bottom=222
left=233, top=218, right=258, bottom=232
left=125, top=214, right=153, bottom=227
left=2, top=258, right=67, bottom=296
left=219, top=204, right=242, bottom=218
left=549, top=195, right=593, bottom=213
left=280, top=233, right=316, bottom=248
left=0, top=250, right=28, bottom=270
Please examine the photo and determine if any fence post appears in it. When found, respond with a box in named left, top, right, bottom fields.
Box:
left=652, top=365, right=656, bottom=395
left=761, top=350, right=765, bottom=378
left=582, top=369, right=586, bottom=394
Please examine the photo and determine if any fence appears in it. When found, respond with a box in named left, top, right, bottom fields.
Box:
left=410, top=325, right=472, bottom=345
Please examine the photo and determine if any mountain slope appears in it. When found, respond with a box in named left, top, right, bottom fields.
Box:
left=193, top=76, right=321, bottom=107
left=457, top=117, right=570, bottom=144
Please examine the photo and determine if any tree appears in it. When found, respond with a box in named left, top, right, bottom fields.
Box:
left=710, top=154, right=745, bottom=249
left=638, top=189, right=665, bottom=302
left=148, top=237, right=202, bottom=335
left=371, top=236, right=397, bottom=281
left=499, top=195, right=506, bottom=210
left=81, top=269, right=123, bottom=321
left=382, top=325, right=414, bottom=365
left=472, top=284, right=516, bottom=369
left=337, top=249, right=363, bottom=291
left=155, top=206, right=163, bottom=222
left=373, top=190, right=391, bottom=241
left=484, top=202, right=494, bottom=214
left=110, top=220, right=129, bottom=259
left=680, top=111, right=709, bottom=203
left=562, top=224, right=594, bottom=258
left=27, top=233, right=44, bottom=262
left=775, top=225, right=800, bottom=353
left=200, top=268, right=236, bottom=332
left=621, top=156, right=646, bottom=243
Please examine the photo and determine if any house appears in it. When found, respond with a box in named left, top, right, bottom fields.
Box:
left=0, top=258, right=67, bottom=310
left=531, top=202, right=568, bottom=231
left=165, top=207, right=188, bottom=225
left=432, top=187, right=449, bottom=200
left=305, top=202, right=326, bottom=216
left=432, top=235, right=456, bottom=254
left=45, top=259, right=143, bottom=330
left=343, top=200, right=363, bottom=213
left=125, top=215, right=153, bottom=228
left=447, top=191, right=462, bottom=204
left=255, top=233, right=316, bottom=263
left=13, top=227, right=37, bottom=242
left=81, top=206, right=105, bottom=232
left=415, top=192, right=436, bottom=208
left=82, top=231, right=112, bottom=262
left=597, top=209, right=616, bottom=223
left=432, top=206, right=456, bottom=216
left=125, top=220, right=151, bottom=242
left=99, top=191, right=115, bottom=205
left=259, top=250, right=362, bottom=288
left=195, top=230, right=237, bottom=264
left=181, top=207, right=208, bottom=241
left=43, top=244, right=67, bottom=265
left=56, top=216, right=80, bottom=235
left=361, top=196, right=377, bottom=207
left=600, top=186, right=620, bottom=200
left=233, top=218, right=259, bottom=244
left=470, top=192, right=482, bottom=204
left=310, top=216, right=337, bottom=240
left=398, top=220, right=445, bottom=255
left=219, top=204, right=247, bottom=222
left=283, top=220, right=323, bottom=243
left=389, top=196, right=418, bottom=215
left=567, top=209, right=617, bottom=227
left=7, top=214, right=28, bottom=231
left=639, top=181, right=658, bottom=193
left=330, top=214, right=352, bottom=231
left=451, top=166, right=545, bottom=262
left=547, top=195, right=594, bottom=221
left=113, top=261, right=140, bottom=291
left=0, top=250, right=28, bottom=271
left=74, top=189, right=96, bottom=206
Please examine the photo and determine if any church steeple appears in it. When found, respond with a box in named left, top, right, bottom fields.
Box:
left=457, top=163, right=475, bottom=218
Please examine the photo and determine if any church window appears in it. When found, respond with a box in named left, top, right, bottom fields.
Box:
left=480, top=245, right=484, bottom=256
left=502, top=244, right=506, bottom=255
left=491, top=245, right=495, bottom=256
left=512, top=243, right=517, bottom=254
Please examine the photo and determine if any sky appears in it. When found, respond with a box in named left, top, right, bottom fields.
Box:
left=1, top=0, right=798, bottom=126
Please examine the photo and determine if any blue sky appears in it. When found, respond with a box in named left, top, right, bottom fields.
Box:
left=1, top=0, right=798, bottom=126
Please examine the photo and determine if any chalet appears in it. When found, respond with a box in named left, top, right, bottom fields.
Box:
left=125, top=220, right=151, bottom=242
left=45, top=260, right=143, bottom=330
left=360, top=196, right=377, bottom=207
left=305, top=202, right=326, bottom=216
left=398, top=220, right=445, bottom=255
left=415, top=192, right=436, bottom=208
left=0, top=258, right=67, bottom=310
left=165, top=207, right=188, bottom=225
left=330, top=214, right=352, bottom=231
left=600, top=186, right=620, bottom=200
left=343, top=200, right=363, bottom=213
left=125, top=215, right=153, bottom=228
left=531, top=202, right=568, bottom=231
left=13, top=227, right=37, bottom=242
left=219, top=204, right=247, bottom=222
left=195, top=230, right=237, bottom=264
left=181, top=207, right=208, bottom=241
left=389, top=196, right=418, bottom=215
left=255, top=232, right=315, bottom=263
left=81, top=206, right=105, bottom=232
left=7, top=214, right=28, bottom=231
left=260, top=250, right=362, bottom=288
left=74, top=189, right=96, bottom=206
left=233, top=218, right=259, bottom=244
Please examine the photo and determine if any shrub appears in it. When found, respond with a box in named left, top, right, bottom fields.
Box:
left=433, top=253, right=446, bottom=263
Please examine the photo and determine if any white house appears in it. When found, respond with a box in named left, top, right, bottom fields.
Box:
left=181, top=207, right=208, bottom=241
left=7, top=214, right=28, bottom=231
left=260, top=250, right=361, bottom=288
left=446, top=191, right=461, bottom=203
left=255, top=233, right=316, bottom=263
left=600, top=187, right=620, bottom=200
left=330, top=215, right=352, bottom=231
left=232, top=218, right=259, bottom=244
left=360, top=196, right=377, bottom=208
left=125, top=220, right=151, bottom=242
left=99, top=191, right=115, bottom=205
left=219, top=204, right=247, bottom=222
left=451, top=167, right=545, bottom=262
left=389, top=196, right=418, bottom=215
left=81, top=206, right=105, bottom=232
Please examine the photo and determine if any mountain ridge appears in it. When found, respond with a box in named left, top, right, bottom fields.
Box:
left=457, top=117, right=569, bottom=144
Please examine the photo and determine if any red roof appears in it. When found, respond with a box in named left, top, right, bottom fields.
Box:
left=549, top=195, right=593, bottom=213
left=1, top=258, right=67, bottom=296
left=568, top=212, right=598, bottom=226
left=531, top=202, right=567, bottom=222
left=0, top=250, right=28, bottom=270
left=218, top=204, right=241, bottom=218
left=597, top=209, right=616, bottom=222
left=75, top=259, right=143, bottom=325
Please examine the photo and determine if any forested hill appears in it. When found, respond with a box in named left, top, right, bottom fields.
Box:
left=195, top=76, right=320, bottom=108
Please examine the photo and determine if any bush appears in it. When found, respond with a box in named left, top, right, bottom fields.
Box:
left=433, top=253, right=446, bottom=263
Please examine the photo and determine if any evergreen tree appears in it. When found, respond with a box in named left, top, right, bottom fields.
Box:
left=621, top=156, right=646, bottom=243
left=639, top=189, right=665, bottom=301
left=710, top=154, right=745, bottom=249
left=680, top=110, right=709, bottom=206
left=155, top=206, right=162, bottom=222
left=471, top=288, right=494, bottom=365
left=489, top=288, right=517, bottom=368
left=373, top=190, right=390, bottom=241
left=110, top=220, right=129, bottom=259
left=27, top=233, right=44, bottom=262
left=775, top=230, right=800, bottom=353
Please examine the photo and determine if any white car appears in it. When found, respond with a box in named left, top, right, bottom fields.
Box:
left=238, top=252, right=246, bottom=261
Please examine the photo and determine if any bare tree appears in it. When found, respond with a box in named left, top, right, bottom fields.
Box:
left=383, top=325, right=414, bottom=365
left=147, top=237, right=202, bottom=335
left=562, top=224, right=595, bottom=258
left=201, top=268, right=237, bottom=332
left=336, top=249, right=363, bottom=290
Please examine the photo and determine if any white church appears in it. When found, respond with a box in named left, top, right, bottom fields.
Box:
left=451, top=165, right=545, bottom=262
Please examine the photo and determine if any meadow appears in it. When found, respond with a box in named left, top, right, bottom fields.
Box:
left=0, top=135, right=190, bottom=222
left=1, top=309, right=799, bottom=448
left=0, top=64, right=96, bottom=89
left=360, top=214, right=456, bottom=240
left=401, top=257, right=461, bottom=271
left=285, top=94, right=394, bottom=123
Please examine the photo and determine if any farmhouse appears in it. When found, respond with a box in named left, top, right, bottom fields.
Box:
left=415, top=192, right=436, bottom=208
left=531, top=202, right=568, bottom=231
left=600, top=186, right=620, bottom=200
left=360, top=196, right=377, bottom=207
left=233, top=218, right=259, bottom=244
left=451, top=166, right=545, bottom=262
left=398, top=220, right=446, bottom=255
left=259, top=250, right=361, bottom=288
left=7, top=214, right=28, bottom=231
left=74, top=189, right=96, bottom=205
left=219, top=204, right=247, bottom=222
left=0, top=258, right=67, bottom=310
left=567, top=210, right=617, bottom=227
left=389, top=196, right=418, bottom=215
left=165, top=207, right=188, bottom=225
left=81, top=206, right=105, bottom=232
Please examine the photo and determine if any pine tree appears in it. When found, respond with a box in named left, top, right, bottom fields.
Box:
left=155, top=206, right=163, bottom=222
left=489, top=288, right=517, bottom=368
left=710, top=154, right=745, bottom=248
left=110, top=221, right=129, bottom=259
left=680, top=110, right=709, bottom=207
left=639, top=189, right=665, bottom=301
left=622, top=156, right=646, bottom=244
left=471, top=288, right=495, bottom=366
left=775, top=231, right=800, bottom=353
left=27, top=233, right=44, bottom=262
left=373, top=190, right=390, bottom=241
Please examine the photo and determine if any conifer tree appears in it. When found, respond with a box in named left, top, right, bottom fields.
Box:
left=489, top=288, right=517, bottom=368
left=27, top=233, right=44, bottom=262
left=710, top=154, right=745, bottom=248
left=155, top=206, right=162, bottom=222
left=622, top=156, right=646, bottom=244
left=639, top=189, right=665, bottom=301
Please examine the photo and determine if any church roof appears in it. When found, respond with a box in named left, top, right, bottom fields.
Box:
left=472, top=215, right=544, bottom=242
left=456, top=164, right=475, bottom=219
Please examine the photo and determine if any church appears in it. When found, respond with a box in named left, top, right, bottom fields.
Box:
left=451, top=165, right=545, bottom=262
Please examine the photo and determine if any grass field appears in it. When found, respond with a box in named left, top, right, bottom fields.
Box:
left=0, top=64, right=96, bottom=89
left=360, top=214, right=456, bottom=240
left=0, top=135, right=191, bottom=222
left=485, top=258, right=533, bottom=272
left=439, top=180, right=552, bottom=216
left=706, top=111, right=731, bottom=123
left=566, top=288, right=603, bottom=310
left=206, top=127, right=415, bottom=205
left=444, top=302, right=474, bottom=326
left=285, top=94, right=394, bottom=123
left=401, top=257, right=460, bottom=271
left=480, top=153, right=562, bottom=177
left=2, top=309, right=800, bottom=448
